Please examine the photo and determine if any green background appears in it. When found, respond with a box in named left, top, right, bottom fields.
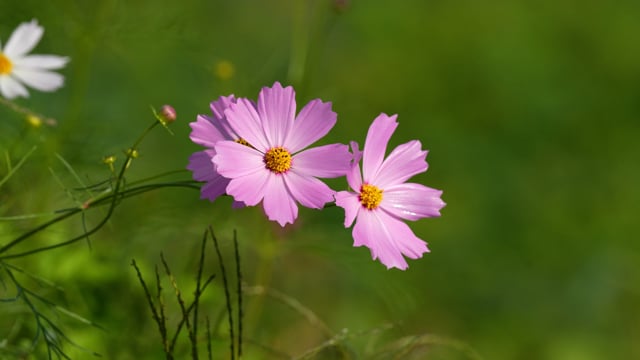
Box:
left=1, top=0, right=639, bottom=358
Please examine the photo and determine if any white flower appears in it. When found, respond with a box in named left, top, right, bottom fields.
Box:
left=0, top=19, right=69, bottom=99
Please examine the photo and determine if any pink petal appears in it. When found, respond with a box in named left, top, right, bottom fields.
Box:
left=187, top=150, right=217, bottom=181
left=189, top=115, right=228, bottom=148
left=210, top=95, right=237, bottom=121
left=213, top=141, right=265, bottom=178
left=200, top=176, right=230, bottom=202
left=334, top=191, right=361, bottom=227
left=350, top=141, right=363, bottom=164
left=232, top=200, right=246, bottom=209
left=380, top=183, right=445, bottom=221
left=187, top=151, right=229, bottom=202
left=257, top=82, right=295, bottom=146
left=3, top=19, right=43, bottom=58
left=284, top=171, right=335, bottom=209
left=199, top=95, right=238, bottom=141
left=292, top=143, right=351, bottom=178
left=362, top=113, right=398, bottom=182
left=225, top=99, right=270, bottom=152
left=226, top=169, right=270, bottom=206
left=353, top=211, right=408, bottom=270
left=286, top=99, right=337, bottom=153
left=346, top=142, right=363, bottom=191
left=262, top=174, right=298, bottom=226
left=374, top=140, right=428, bottom=188
left=352, top=210, right=429, bottom=270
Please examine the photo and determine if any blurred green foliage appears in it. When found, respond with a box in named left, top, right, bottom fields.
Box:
left=1, top=0, right=639, bottom=358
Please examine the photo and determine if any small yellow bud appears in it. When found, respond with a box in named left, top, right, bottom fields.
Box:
left=26, top=114, right=42, bottom=128
left=214, top=60, right=235, bottom=81
left=125, top=148, right=139, bottom=158
left=102, top=155, right=116, bottom=172
left=102, top=155, right=116, bottom=165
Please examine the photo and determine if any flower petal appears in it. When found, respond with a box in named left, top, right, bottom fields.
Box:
left=374, top=140, right=428, bottom=188
left=353, top=210, right=429, bottom=270
left=3, top=19, right=43, bottom=58
left=263, top=174, right=298, bottom=226
left=284, top=171, right=335, bottom=209
left=11, top=68, right=64, bottom=92
left=257, top=82, right=295, bottom=146
left=225, top=98, right=270, bottom=152
left=213, top=140, right=265, bottom=178
left=335, top=191, right=361, bottom=227
left=187, top=150, right=217, bottom=181
left=200, top=175, right=230, bottom=201
left=187, top=150, right=230, bottom=202
left=14, top=55, right=69, bottom=70
left=210, top=95, right=236, bottom=120
left=226, top=169, right=270, bottom=206
left=286, top=99, right=337, bottom=153
left=362, top=113, right=398, bottom=183
left=381, top=183, right=445, bottom=221
left=0, top=75, right=29, bottom=99
left=350, top=141, right=363, bottom=164
left=352, top=210, right=408, bottom=270
left=292, top=143, right=351, bottom=178
left=345, top=142, right=363, bottom=191
left=190, top=114, right=228, bottom=148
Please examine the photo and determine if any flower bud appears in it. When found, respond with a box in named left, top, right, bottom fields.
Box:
left=26, top=114, right=42, bottom=128
left=102, top=155, right=116, bottom=172
left=159, top=105, right=176, bottom=124
left=214, top=60, right=235, bottom=81
left=125, top=148, right=139, bottom=158
left=332, top=0, right=350, bottom=13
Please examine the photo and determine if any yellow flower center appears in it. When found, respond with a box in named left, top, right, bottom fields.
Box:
left=359, top=183, right=383, bottom=210
left=264, top=147, right=292, bottom=174
left=0, top=53, right=13, bottom=75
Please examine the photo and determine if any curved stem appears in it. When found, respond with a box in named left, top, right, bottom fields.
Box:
left=0, top=120, right=165, bottom=257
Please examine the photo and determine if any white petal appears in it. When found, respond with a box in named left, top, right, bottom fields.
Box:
left=0, top=75, right=29, bottom=98
left=11, top=68, right=64, bottom=92
left=4, top=19, right=44, bottom=58
left=14, top=55, right=69, bottom=70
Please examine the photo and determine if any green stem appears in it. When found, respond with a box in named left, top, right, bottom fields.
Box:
left=0, top=120, right=166, bottom=258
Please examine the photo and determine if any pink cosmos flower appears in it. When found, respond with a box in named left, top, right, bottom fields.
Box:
left=334, top=113, right=445, bottom=270
left=213, top=82, right=352, bottom=226
left=187, top=95, right=243, bottom=204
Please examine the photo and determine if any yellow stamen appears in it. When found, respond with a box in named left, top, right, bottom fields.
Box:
left=235, top=138, right=253, bottom=148
left=359, top=183, right=383, bottom=210
left=0, top=53, right=13, bottom=75
left=264, top=147, right=292, bottom=174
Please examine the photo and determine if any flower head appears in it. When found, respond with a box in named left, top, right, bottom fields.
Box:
left=0, top=19, right=69, bottom=99
left=213, top=82, right=352, bottom=226
left=187, top=95, right=243, bottom=204
left=335, top=114, right=445, bottom=270
left=159, top=104, right=177, bottom=124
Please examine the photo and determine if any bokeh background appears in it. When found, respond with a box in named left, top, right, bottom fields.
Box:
left=1, top=0, right=639, bottom=359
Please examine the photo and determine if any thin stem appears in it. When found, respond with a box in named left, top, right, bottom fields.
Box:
left=234, top=233, right=243, bottom=357
left=0, top=97, right=57, bottom=126
left=192, top=230, right=210, bottom=359
left=0, top=113, right=196, bottom=259
left=131, top=260, right=171, bottom=359
left=210, top=226, right=235, bottom=360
